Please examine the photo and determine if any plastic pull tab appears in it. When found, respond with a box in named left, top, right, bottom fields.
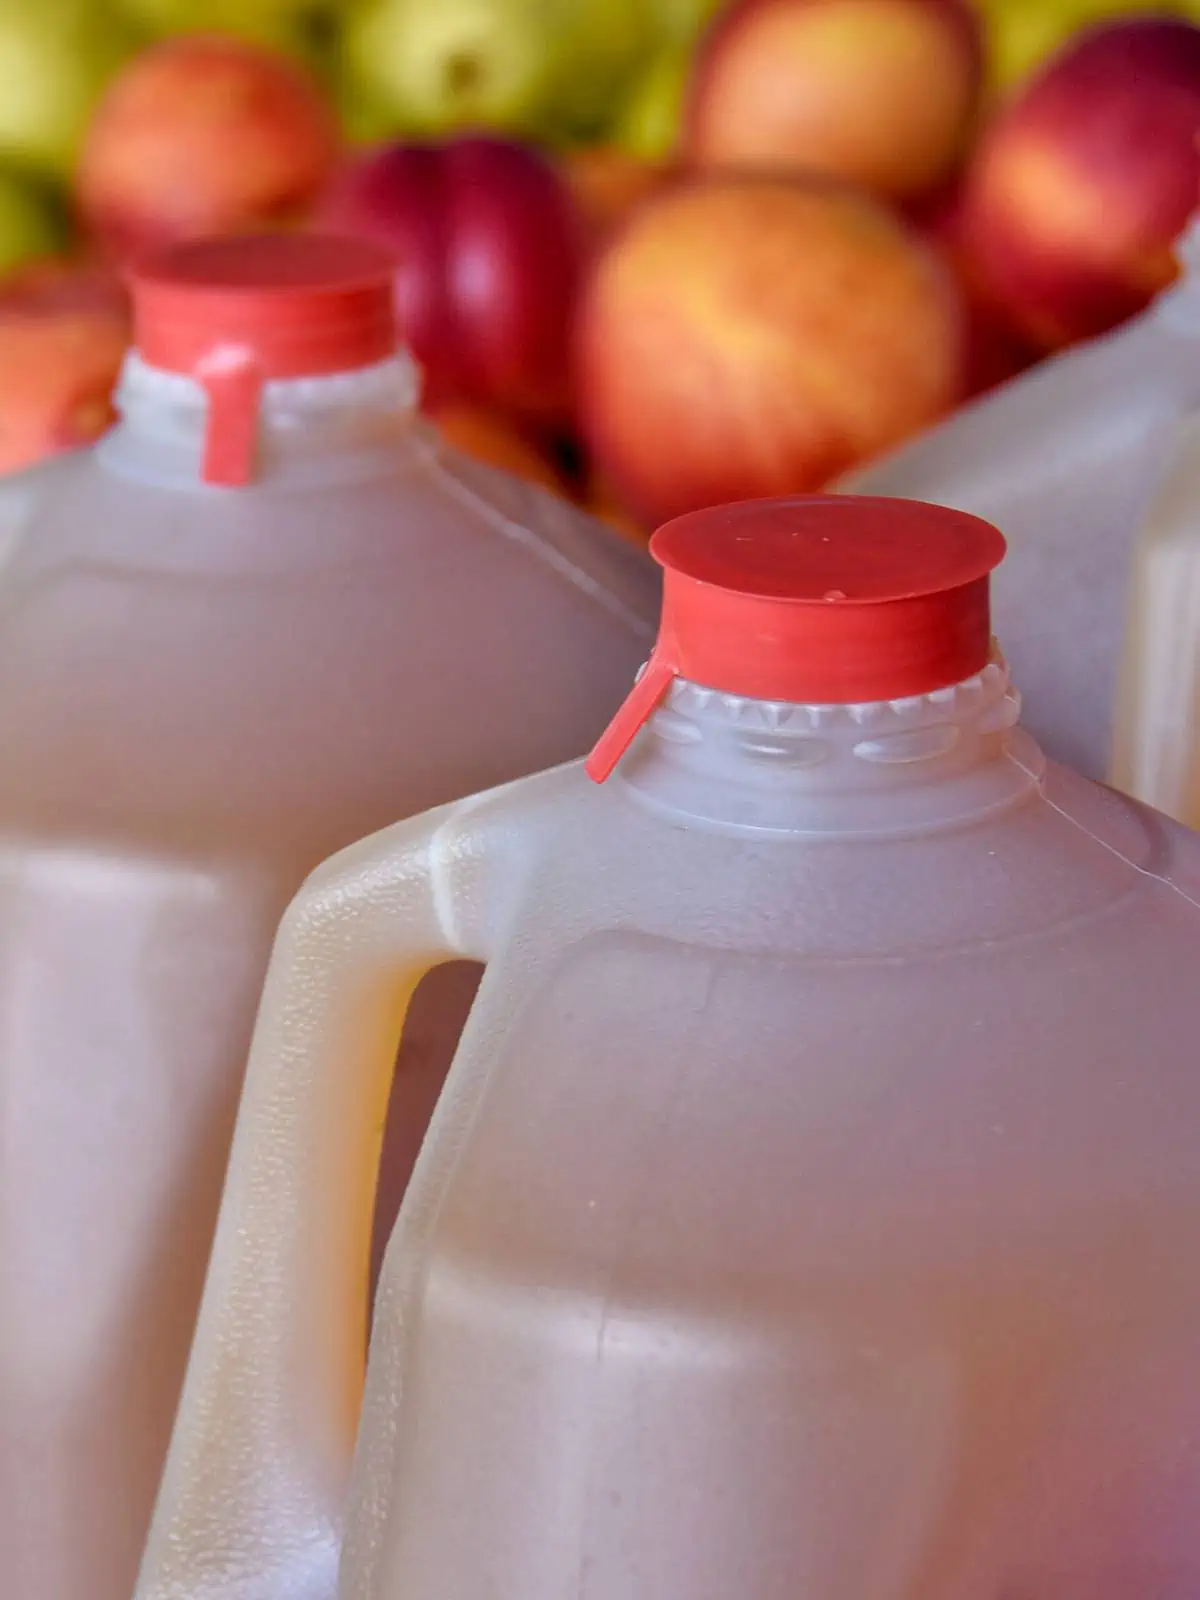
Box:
left=196, top=346, right=266, bottom=487
left=585, top=651, right=679, bottom=783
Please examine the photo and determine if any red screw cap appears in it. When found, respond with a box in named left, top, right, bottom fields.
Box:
left=586, top=495, right=1007, bottom=783
left=129, top=233, right=398, bottom=486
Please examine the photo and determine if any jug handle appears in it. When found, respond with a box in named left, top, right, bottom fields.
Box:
left=136, top=800, right=490, bottom=1600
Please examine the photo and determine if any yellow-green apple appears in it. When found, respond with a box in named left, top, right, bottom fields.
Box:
left=116, top=0, right=337, bottom=40
left=976, top=0, right=1199, bottom=98
left=545, top=0, right=661, bottom=140
left=577, top=173, right=961, bottom=524
left=654, top=0, right=732, bottom=43
left=0, top=0, right=135, bottom=180
left=338, top=0, right=651, bottom=145
left=959, top=14, right=1200, bottom=348
left=614, top=47, right=692, bottom=163
left=687, top=0, right=983, bottom=200
left=77, top=35, right=340, bottom=260
left=114, top=0, right=317, bottom=57
left=0, top=172, right=65, bottom=278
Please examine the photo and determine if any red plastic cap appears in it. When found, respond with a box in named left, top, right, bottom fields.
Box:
left=586, top=496, right=1007, bottom=783
left=131, top=233, right=397, bottom=378
left=129, top=233, right=399, bottom=485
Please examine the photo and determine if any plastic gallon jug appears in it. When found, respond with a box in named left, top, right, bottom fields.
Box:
left=138, top=494, right=1200, bottom=1600
left=838, top=214, right=1200, bottom=787
left=0, top=232, right=657, bottom=1600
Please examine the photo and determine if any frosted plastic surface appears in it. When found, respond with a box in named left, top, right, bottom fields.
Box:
left=0, top=455, right=61, bottom=565
left=0, top=353, right=658, bottom=1600
left=139, top=659, right=1200, bottom=1600
left=839, top=218, right=1200, bottom=783
left=1112, top=407, right=1200, bottom=827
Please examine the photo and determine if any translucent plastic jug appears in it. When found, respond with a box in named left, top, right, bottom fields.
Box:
left=838, top=214, right=1200, bottom=787
left=139, top=495, right=1200, bottom=1600
left=0, top=233, right=657, bottom=1600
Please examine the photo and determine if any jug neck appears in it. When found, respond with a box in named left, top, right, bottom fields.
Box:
left=97, top=350, right=421, bottom=490
left=616, top=656, right=1044, bottom=837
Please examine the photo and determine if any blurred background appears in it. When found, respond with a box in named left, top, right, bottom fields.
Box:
left=0, top=0, right=1197, bottom=537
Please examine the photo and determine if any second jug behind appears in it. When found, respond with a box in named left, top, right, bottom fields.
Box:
left=0, top=232, right=657, bottom=1600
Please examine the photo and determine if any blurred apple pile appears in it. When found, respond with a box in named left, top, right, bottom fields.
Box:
left=0, top=0, right=1199, bottom=536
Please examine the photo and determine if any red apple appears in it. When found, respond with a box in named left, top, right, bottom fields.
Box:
left=430, top=403, right=568, bottom=495
left=316, top=136, right=587, bottom=422
left=954, top=296, right=1041, bottom=398
left=688, top=0, right=983, bottom=201
left=76, top=35, right=339, bottom=260
left=0, top=267, right=130, bottom=473
left=959, top=15, right=1200, bottom=350
left=577, top=173, right=961, bottom=526
left=911, top=182, right=1041, bottom=398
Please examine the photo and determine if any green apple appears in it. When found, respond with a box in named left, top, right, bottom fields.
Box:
left=340, top=0, right=651, bottom=142
left=0, top=171, right=64, bottom=277
left=119, top=0, right=336, bottom=24
left=0, top=0, right=136, bottom=179
left=340, top=0, right=559, bottom=138
left=115, top=0, right=322, bottom=65
left=614, top=47, right=691, bottom=162
left=334, top=77, right=405, bottom=146
left=982, top=0, right=1078, bottom=94
left=980, top=0, right=1197, bottom=95
left=651, top=0, right=729, bottom=46
left=545, top=0, right=659, bottom=140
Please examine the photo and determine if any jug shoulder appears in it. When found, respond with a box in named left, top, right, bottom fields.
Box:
left=373, top=756, right=1200, bottom=1294
left=36, top=423, right=659, bottom=637
left=0, top=472, right=652, bottom=863
left=484, top=753, right=1200, bottom=965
